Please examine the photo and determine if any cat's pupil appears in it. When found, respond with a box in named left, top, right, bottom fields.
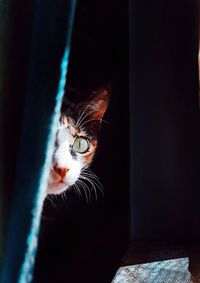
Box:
left=73, top=137, right=89, bottom=153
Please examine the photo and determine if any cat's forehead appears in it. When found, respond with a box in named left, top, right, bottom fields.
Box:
left=57, top=127, right=73, bottom=144
left=60, top=115, right=77, bottom=133
left=56, top=116, right=87, bottom=144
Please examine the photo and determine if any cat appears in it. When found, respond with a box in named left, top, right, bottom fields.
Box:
left=46, top=88, right=109, bottom=195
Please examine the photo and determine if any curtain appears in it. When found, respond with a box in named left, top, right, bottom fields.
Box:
left=0, top=0, right=76, bottom=282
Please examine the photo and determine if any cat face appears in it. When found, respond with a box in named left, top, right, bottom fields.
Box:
left=46, top=89, right=109, bottom=194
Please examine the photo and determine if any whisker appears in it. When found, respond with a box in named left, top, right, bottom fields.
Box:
left=79, top=175, right=104, bottom=198
left=77, top=179, right=91, bottom=202
left=75, top=107, right=87, bottom=128
left=78, top=118, right=100, bottom=129
left=81, top=168, right=103, bottom=188
left=101, top=119, right=109, bottom=126
left=77, top=109, right=97, bottom=129
left=62, top=190, right=68, bottom=201
left=81, top=170, right=102, bottom=184
left=88, top=177, right=103, bottom=196
left=81, top=175, right=103, bottom=191
left=72, top=184, right=79, bottom=196
left=46, top=194, right=57, bottom=209
left=81, top=183, right=89, bottom=203
left=79, top=176, right=97, bottom=200
left=75, top=96, right=99, bottom=128
left=74, top=182, right=82, bottom=199
left=81, top=172, right=100, bottom=181
left=82, top=167, right=99, bottom=179
left=75, top=107, right=84, bottom=127
left=76, top=179, right=91, bottom=203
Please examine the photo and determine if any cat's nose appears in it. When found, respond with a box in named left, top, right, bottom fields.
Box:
left=53, top=165, right=69, bottom=178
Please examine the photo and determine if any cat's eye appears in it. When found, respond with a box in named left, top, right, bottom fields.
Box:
left=72, top=137, right=90, bottom=154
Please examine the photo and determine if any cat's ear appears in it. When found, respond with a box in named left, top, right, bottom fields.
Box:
left=76, top=88, right=109, bottom=135
left=87, top=89, right=109, bottom=122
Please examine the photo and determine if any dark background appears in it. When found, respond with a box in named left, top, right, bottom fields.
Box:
left=33, top=1, right=130, bottom=283
left=130, top=0, right=200, bottom=241
left=2, top=0, right=200, bottom=282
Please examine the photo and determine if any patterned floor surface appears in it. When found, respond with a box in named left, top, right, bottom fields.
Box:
left=112, top=258, right=192, bottom=283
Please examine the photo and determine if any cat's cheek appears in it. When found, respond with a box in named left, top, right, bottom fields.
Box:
left=63, top=169, right=80, bottom=186
left=82, top=151, right=95, bottom=166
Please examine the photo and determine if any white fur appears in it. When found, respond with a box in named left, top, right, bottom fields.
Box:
left=46, top=123, right=94, bottom=194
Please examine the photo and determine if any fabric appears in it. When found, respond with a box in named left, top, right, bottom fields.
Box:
left=0, top=0, right=76, bottom=282
left=112, top=258, right=191, bottom=283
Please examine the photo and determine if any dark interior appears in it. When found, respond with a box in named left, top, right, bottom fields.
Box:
left=130, top=0, right=200, bottom=241
left=2, top=0, right=200, bottom=282
left=126, top=0, right=200, bottom=270
left=33, top=1, right=130, bottom=283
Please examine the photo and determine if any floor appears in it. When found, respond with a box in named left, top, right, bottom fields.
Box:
left=112, top=258, right=191, bottom=283
left=111, top=241, right=200, bottom=283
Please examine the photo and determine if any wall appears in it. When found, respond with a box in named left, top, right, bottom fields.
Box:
left=130, top=0, right=200, bottom=240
